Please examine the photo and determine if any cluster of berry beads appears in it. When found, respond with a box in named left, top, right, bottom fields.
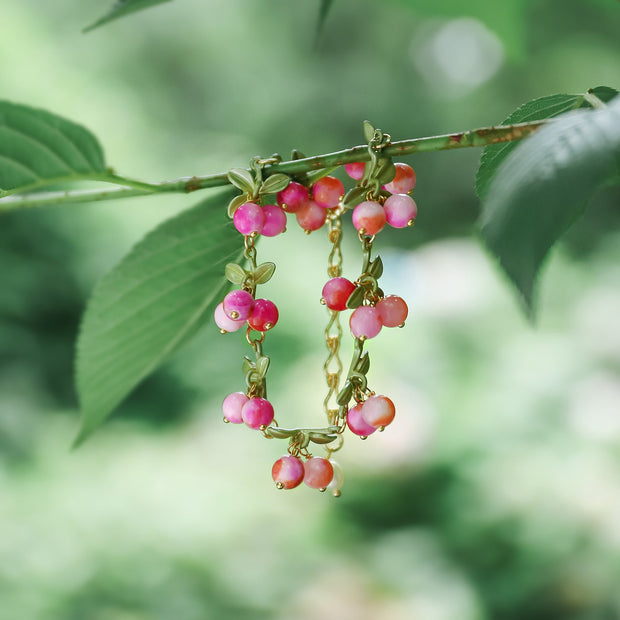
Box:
left=221, top=391, right=275, bottom=430
left=345, top=162, right=418, bottom=234
left=271, top=455, right=345, bottom=495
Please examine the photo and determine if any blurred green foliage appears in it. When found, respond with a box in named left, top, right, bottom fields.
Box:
left=0, top=1, right=619, bottom=619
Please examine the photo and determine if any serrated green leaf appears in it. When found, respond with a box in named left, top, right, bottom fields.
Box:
left=227, top=194, right=247, bottom=218
left=363, top=121, right=375, bottom=143
left=253, top=262, right=276, bottom=285
left=227, top=168, right=256, bottom=195
left=259, top=173, right=290, bottom=195
left=342, top=186, right=366, bottom=208
left=479, top=96, right=620, bottom=318
left=225, top=263, right=247, bottom=285
left=0, top=101, right=107, bottom=198
left=84, top=0, right=172, bottom=32
left=346, top=286, right=365, bottom=309
left=369, top=257, right=383, bottom=279
left=74, top=189, right=242, bottom=445
left=476, top=87, right=619, bottom=201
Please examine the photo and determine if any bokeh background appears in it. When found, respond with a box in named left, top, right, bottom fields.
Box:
left=1, top=1, right=620, bottom=618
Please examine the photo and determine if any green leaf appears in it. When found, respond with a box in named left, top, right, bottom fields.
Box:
left=227, top=194, right=247, bottom=218
left=255, top=356, right=270, bottom=378
left=227, top=168, right=256, bottom=195
left=476, top=87, right=619, bottom=201
left=369, top=257, right=383, bottom=279
left=84, top=0, right=172, bottom=32
left=225, top=263, right=247, bottom=285
left=259, top=173, right=290, bottom=195
left=363, top=120, right=375, bottom=143
left=75, top=189, right=242, bottom=445
left=346, top=286, right=365, bottom=309
left=355, top=352, right=370, bottom=376
left=479, top=96, right=620, bottom=318
left=0, top=101, right=107, bottom=197
left=253, top=262, right=276, bottom=285
left=336, top=382, right=353, bottom=406
left=376, top=158, right=396, bottom=186
left=342, top=186, right=366, bottom=208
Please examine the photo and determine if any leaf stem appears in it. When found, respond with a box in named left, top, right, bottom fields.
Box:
left=0, top=119, right=548, bottom=213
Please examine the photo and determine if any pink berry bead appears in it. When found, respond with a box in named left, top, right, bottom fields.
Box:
left=272, top=455, right=305, bottom=490
left=277, top=181, right=309, bottom=213
left=384, top=194, right=418, bottom=228
left=248, top=299, right=279, bottom=331
left=352, top=201, right=386, bottom=235
left=384, top=162, right=416, bottom=194
left=344, top=162, right=365, bottom=180
left=223, top=289, right=255, bottom=321
left=261, top=204, right=287, bottom=237
left=233, top=202, right=265, bottom=235
left=377, top=295, right=408, bottom=327
left=222, top=391, right=249, bottom=424
left=361, top=395, right=395, bottom=428
left=349, top=306, right=382, bottom=339
left=312, top=176, right=345, bottom=209
left=346, top=403, right=377, bottom=437
left=303, top=457, right=334, bottom=490
left=214, top=302, right=246, bottom=332
left=241, top=397, right=275, bottom=430
left=296, top=200, right=327, bottom=232
left=322, top=277, right=356, bottom=311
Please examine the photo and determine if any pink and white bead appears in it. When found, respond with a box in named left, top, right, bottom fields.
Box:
left=361, top=395, right=395, bottom=428
left=248, top=299, right=279, bottom=331
left=214, top=302, right=246, bottom=332
left=233, top=202, right=265, bottom=235
left=352, top=201, right=386, bottom=235
left=272, top=455, right=305, bottom=489
left=349, top=306, right=382, bottom=339
left=377, top=295, right=408, bottom=327
left=322, top=277, right=356, bottom=311
left=346, top=403, right=377, bottom=437
left=277, top=181, right=309, bottom=213
left=326, top=460, right=344, bottom=497
left=261, top=204, right=287, bottom=237
left=223, top=289, right=255, bottom=321
left=383, top=162, right=416, bottom=194
left=222, top=391, right=249, bottom=424
left=303, top=457, right=334, bottom=490
left=312, top=176, right=345, bottom=209
left=296, top=200, right=327, bottom=232
left=384, top=194, right=417, bottom=228
left=344, top=162, right=365, bottom=180
left=241, top=397, right=275, bottom=429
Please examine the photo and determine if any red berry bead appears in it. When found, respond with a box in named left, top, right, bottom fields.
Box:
left=277, top=181, right=309, bottom=213
left=361, top=395, right=395, bottom=428
left=322, top=277, right=356, bottom=311
left=233, top=202, right=265, bottom=235
left=296, top=200, right=327, bottom=232
left=241, top=397, right=275, bottom=429
left=222, top=392, right=249, bottom=424
left=223, top=289, right=255, bottom=321
left=214, top=302, right=245, bottom=332
left=352, top=201, right=386, bottom=235
left=384, top=194, right=417, bottom=228
left=272, top=455, right=305, bottom=490
left=349, top=306, right=382, bottom=339
left=312, top=176, right=345, bottom=209
left=303, top=457, right=334, bottom=490
left=346, top=403, right=377, bottom=437
left=248, top=299, right=279, bottom=331
left=377, top=295, right=408, bottom=327
left=261, top=204, right=287, bottom=237
left=344, top=162, right=365, bottom=180
left=384, top=163, right=416, bottom=194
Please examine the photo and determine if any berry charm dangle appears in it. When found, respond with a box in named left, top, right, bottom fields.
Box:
left=215, top=122, right=419, bottom=496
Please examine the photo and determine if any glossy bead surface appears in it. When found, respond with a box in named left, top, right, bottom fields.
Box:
left=223, top=289, right=255, bottom=321
left=346, top=403, right=377, bottom=437
left=383, top=162, right=416, bottom=194
left=384, top=194, right=418, bottom=228
left=222, top=391, right=249, bottom=424
left=303, top=457, right=334, bottom=489
left=214, top=302, right=245, bottom=332
left=233, top=202, right=265, bottom=235
left=272, top=455, right=305, bottom=489
left=326, top=460, right=345, bottom=497
left=349, top=306, right=382, bottom=339
left=377, top=295, right=408, bottom=327
left=296, top=200, right=327, bottom=232
left=248, top=298, right=279, bottom=331
left=322, top=277, right=356, bottom=311
left=241, top=397, right=275, bottom=429
left=277, top=181, right=309, bottom=213
left=261, top=204, right=287, bottom=237
left=344, top=162, right=365, bottom=180
left=312, top=176, right=345, bottom=208
left=362, top=395, right=395, bottom=428
left=352, top=201, right=386, bottom=235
